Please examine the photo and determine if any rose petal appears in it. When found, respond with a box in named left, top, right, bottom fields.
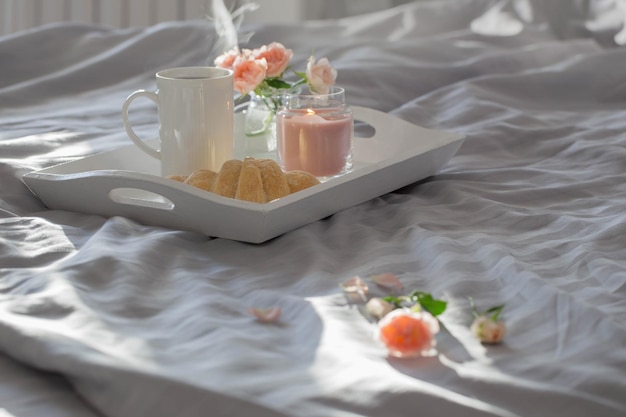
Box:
left=371, top=273, right=404, bottom=291
left=249, top=306, right=281, bottom=323
left=340, top=276, right=369, bottom=295
left=366, top=297, right=395, bottom=320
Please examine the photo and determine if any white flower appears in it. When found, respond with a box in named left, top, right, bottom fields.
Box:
left=471, top=315, right=506, bottom=344
left=366, top=297, right=395, bottom=320
left=305, top=56, right=337, bottom=94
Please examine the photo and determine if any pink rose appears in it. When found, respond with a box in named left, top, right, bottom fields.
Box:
left=377, top=309, right=439, bottom=358
left=468, top=299, right=505, bottom=344
left=214, top=47, right=240, bottom=70
left=253, top=42, right=293, bottom=78
left=306, top=56, right=337, bottom=94
left=232, top=56, right=267, bottom=95
left=471, top=316, right=506, bottom=344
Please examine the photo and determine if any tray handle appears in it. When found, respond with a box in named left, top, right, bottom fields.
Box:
left=351, top=105, right=418, bottom=141
left=108, top=186, right=175, bottom=211
left=352, top=106, right=384, bottom=137
left=96, top=173, right=243, bottom=214
left=48, top=171, right=236, bottom=217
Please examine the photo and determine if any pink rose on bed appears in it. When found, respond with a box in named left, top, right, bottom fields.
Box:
left=232, top=56, right=268, bottom=95
left=377, top=309, right=439, bottom=358
left=471, top=315, right=505, bottom=344
left=306, top=56, right=337, bottom=94
left=468, top=299, right=505, bottom=344
left=253, top=42, right=293, bottom=78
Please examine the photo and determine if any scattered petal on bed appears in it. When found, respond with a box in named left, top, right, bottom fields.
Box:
left=249, top=307, right=282, bottom=323
left=340, top=276, right=369, bottom=295
left=366, top=297, right=395, bottom=320
left=371, top=273, right=404, bottom=291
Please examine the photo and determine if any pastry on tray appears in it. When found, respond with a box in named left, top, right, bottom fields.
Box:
left=169, top=157, right=321, bottom=203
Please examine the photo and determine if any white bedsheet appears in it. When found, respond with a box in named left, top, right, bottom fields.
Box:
left=1, top=1, right=626, bottom=416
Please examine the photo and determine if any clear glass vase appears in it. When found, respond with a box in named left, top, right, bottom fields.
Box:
left=243, top=88, right=299, bottom=154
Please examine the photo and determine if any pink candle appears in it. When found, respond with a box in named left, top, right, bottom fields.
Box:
left=277, top=109, right=353, bottom=177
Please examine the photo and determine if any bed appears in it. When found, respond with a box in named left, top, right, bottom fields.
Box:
left=1, top=1, right=625, bottom=416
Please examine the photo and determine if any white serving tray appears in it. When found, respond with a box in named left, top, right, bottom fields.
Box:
left=22, top=106, right=464, bottom=243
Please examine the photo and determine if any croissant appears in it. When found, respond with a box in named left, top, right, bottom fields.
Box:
left=171, top=157, right=320, bottom=203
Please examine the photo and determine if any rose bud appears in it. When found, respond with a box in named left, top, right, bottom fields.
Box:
left=470, top=315, right=506, bottom=344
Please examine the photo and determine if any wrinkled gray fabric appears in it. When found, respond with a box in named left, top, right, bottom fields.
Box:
left=1, top=1, right=626, bottom=416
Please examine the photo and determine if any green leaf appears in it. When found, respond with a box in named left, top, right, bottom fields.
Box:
left=410, top=291, right=447, bottom=316
left=294, top=71, right=307, bottom=80
left=484, top=305, right=504, bottom=314
left=484, top=304, right=505, bottom=321
left=381, top=295, right=404, bottom=309
left=265, top=78, right=292, bottom=90
left=381, top=291, right=447, bottom=316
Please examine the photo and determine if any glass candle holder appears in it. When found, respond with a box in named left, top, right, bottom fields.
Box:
left=276, top=86, right=353, bottom=179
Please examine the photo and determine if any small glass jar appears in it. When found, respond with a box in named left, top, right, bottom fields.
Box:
left=242, top=91, right=283, bottom=153
left=243, top=86, right=301, bottom=153
left=276, top=86, right=353, bottom=179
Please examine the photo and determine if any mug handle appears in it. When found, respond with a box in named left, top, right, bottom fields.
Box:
left=121, top=90, right=160, bottom=160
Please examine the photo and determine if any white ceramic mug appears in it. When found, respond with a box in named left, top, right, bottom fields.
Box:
left=122, top=66, right=234, bottom=177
